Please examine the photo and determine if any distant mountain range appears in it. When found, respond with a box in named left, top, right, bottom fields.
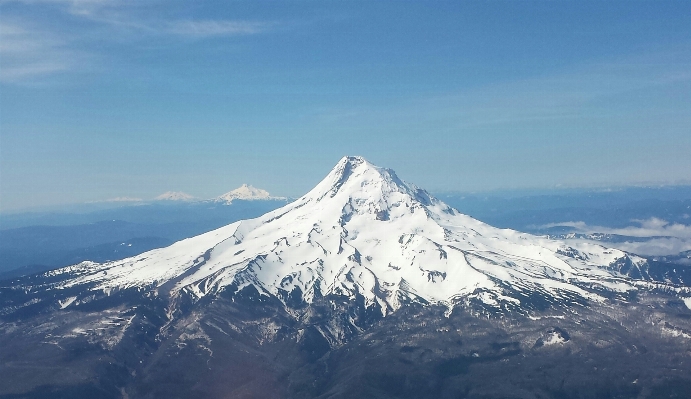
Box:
left=153, top=184, right=286, bottom=204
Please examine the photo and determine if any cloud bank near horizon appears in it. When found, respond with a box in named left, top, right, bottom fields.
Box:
left=543, top=217, right=691, bottom=256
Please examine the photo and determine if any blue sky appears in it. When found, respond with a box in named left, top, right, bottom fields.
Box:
left=1, top=0, right=690, bottom=211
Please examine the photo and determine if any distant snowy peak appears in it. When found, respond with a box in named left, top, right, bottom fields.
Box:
left=154, top=191, right=196, bottom=201
left=214, top=184, right=282, bottom=204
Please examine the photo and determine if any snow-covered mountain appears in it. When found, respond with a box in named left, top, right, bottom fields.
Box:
left=41, top=156, right=690, bottom=315
left=154, top=191, right=197, bottom=201
left=213, top=183, right=280, bottom=204
left=3, top=157, right=691, bottom=399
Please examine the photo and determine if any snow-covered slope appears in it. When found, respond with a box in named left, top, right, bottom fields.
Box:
left=48, top=157, right=676, bottom=314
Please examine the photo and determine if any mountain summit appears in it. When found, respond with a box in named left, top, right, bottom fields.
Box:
left=154, top=191, right=196, bottom=201
left=214, top=184, right=273, bottom=204
left=39, top=156, right=682, bottom=315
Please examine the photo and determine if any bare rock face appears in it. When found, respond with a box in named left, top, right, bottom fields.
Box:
left=2, top=156, right=691, bottom=398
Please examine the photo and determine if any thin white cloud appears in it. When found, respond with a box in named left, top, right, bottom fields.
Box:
left=415, top=50, right=691, bottom=132
left=0, top=0, right=274, bottom=83
left=163, top=20, right=272, bottom=38
left=543, top=218, right=691, bottom=256
left=541, top=218, right=691, bottom=239
left=0, top=21, right=84, bottom=83
left=562, top=236, right=691, bottom=257
left=605, top=238, right=691, bottom=257
left=312, top=46, right=691, bottom=133
left=0, top=0, right=122, bottom=16
left=60, top=0, right=115, bottom=17
left=2, top=0, right=274, bottom=35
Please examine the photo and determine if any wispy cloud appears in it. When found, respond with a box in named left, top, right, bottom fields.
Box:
left=542, top=218, right=691, bottom=239
left=312, top=46, right=691, bottom=130
left=606, top=238, right=691, bottom=258
left=162, top=20, right=272, bottom=38
left=0, top=21, right=85, bottom=83
left=1, top=0, right=127, bottom=17
left=0, top=1, right=275, bottom=83
left=3, top=0, right=275, bottom=34
left=544, top=218, right=691, bottom=256
left=418, top=50, right=691, bottom=131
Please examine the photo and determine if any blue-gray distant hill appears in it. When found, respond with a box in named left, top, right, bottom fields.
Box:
left=0, top=200, right=288, bottom=278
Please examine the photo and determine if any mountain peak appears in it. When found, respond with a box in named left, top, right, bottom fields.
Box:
left=305, top=156, right=415, bottom=202
left=154, top=191, right=196, bottom=201
left=324, top=156, right=375, bottom=186
left=215, top=184, right=273, bottom=204
left=339, top=155, right=368, bottom=168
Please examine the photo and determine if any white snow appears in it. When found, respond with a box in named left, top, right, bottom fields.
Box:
left=683, top=297, right=691, bottom=311
left=155, top=191, right=196, bottom=201
left=49, top=156, right=654, bottom=314
left=214, top=184, right=279, bottom=204
left=58, top=296, right=78, bottom=309
left=661, top=324, right=691, bottom=339
left=543, top=331, right=567, bottom=346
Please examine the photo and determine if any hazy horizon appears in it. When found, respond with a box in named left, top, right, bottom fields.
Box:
left=3, top=178, right=691, bottom=215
